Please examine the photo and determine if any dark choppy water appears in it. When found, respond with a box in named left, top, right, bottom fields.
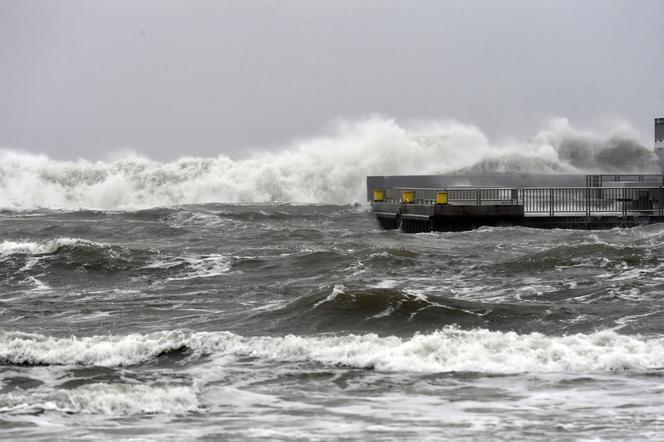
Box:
left=2, top=204, right=664, bottom=441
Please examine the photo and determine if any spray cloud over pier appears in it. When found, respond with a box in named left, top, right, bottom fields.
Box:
left=0, top=117, right=657, bottom=210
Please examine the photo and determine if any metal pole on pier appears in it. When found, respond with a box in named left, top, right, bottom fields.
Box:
left=549, top=188, right=554, bottom=217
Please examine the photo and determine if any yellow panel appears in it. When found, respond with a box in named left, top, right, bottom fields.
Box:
left=436, top=192, right=448, bottom=205
left=402, top=191, right=414, bottom=203
left=373, top=189, right=384, bottom=202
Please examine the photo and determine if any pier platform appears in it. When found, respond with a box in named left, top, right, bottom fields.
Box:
left=369, top=174, right=664, bottom=232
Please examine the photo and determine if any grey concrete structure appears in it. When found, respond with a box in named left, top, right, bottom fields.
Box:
left=656, top=118, right=664, bottom=148
left=368, top=173, right=664, bottom=232
left=655, top=118, right=664, bottom=173
left=372, top=199, right=664, bottom=233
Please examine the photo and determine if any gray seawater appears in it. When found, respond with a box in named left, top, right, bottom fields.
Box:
left=1, top=204, right=664, bottom=441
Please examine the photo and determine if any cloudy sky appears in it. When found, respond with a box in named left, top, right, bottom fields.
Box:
left=2, top=0, right=663, bottom=160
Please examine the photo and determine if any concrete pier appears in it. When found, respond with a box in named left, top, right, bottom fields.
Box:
left=373, top=201, right=664, bottom=232
left=369, top=174, right=664, bottom=232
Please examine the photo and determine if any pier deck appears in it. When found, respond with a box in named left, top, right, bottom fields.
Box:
left=369, top=175, right=664, bottom=232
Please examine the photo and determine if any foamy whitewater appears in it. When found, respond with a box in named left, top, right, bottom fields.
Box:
left=0, top=117, right=657, bottom=210
left=2, top=119, right=664, bottom=441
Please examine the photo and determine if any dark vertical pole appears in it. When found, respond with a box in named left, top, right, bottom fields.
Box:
left=586, top=187, right=590, bottom=217
left=549, top=188, right=554, bottom=217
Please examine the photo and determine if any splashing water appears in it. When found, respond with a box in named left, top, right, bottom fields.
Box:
left=0, top=117, right=657, bottom=210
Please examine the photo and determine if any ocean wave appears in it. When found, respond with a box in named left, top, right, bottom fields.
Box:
left=489, top=242, right=658, bottom=274
left=0, top=117, right=655, bottom=210
left=0, top=237, right=235, bottom=279
left=0, top=330, right=193, bottom=367
left=0, top=238, right=105, bottom=257
left=0, top=237, right=160, bottom=274
left=144, top=254, right=233, bottom=280
left=0, top=383, right=200, bottom=415
left=2, top=328, right=663, bottom=373
left=311, top=285, right=479, bottom=321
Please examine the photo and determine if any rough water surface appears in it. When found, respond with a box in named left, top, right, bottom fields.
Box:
left=1, top=204, right=664, bottom=441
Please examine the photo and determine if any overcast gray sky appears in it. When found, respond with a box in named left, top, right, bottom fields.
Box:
left=1, top=0, right=663, bottom=160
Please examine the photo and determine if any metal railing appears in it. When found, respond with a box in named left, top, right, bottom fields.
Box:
left=521, top=187, right=662, bottom=216
left=585, top=174, right=664, bottom=187
left=384, top=187, right=518, bottom=206
left=379, top=186, right=664, bottom=217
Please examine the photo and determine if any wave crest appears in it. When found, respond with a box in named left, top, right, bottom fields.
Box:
left=2, top=328, right=663, bottom=373
left=1, top=383, right=200, bottom=415
left=0, top=238, right=105, bottom=257
left=0, top=117, right=656, bottom=209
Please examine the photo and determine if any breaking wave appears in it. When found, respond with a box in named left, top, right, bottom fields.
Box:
left=144, top=254, right=232, bottom=280
left=0, top=238, right=108, bottom=257
left=1, top=383, right=200, bottom=415
left=2, top=328, right=663, bottom=373
left=0, top=238, right=159, bottom=275
left=0, top=237, right=236, bottom=280
left=0, top=117, right=657, bottom=210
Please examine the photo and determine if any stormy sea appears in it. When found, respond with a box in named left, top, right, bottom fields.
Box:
left=2, top=204, right=664, bottom=441
left=2, top=120, right=664, bottom=441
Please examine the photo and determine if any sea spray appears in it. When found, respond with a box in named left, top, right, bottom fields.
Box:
left=0, top=118, right=656, bottom=210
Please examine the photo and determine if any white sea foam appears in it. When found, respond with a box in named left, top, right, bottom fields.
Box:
left=22, top=276, right=52, bottom=292
left=143, top=254, right=232, bottom=280
left=0, top=238, right=106, bottom=257
left=0, top=330, right=192, bottom=366
left=2, top=328, right=664, bottom=373
left=0, top=117, right=655, bottom=210
left=313, top=283, right=347, bottom=308
left=0, top=383, right=200, bottom=415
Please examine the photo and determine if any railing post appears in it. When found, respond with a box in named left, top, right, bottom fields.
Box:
left=660, top=187, right=663, bottom=217
left=586, top=187, right=590, bottom=217
left=476, top=188, right=481, bottom=206
left=549, top=188, right=554, bottom=217
left=622, top=187, right=627, bottom=216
